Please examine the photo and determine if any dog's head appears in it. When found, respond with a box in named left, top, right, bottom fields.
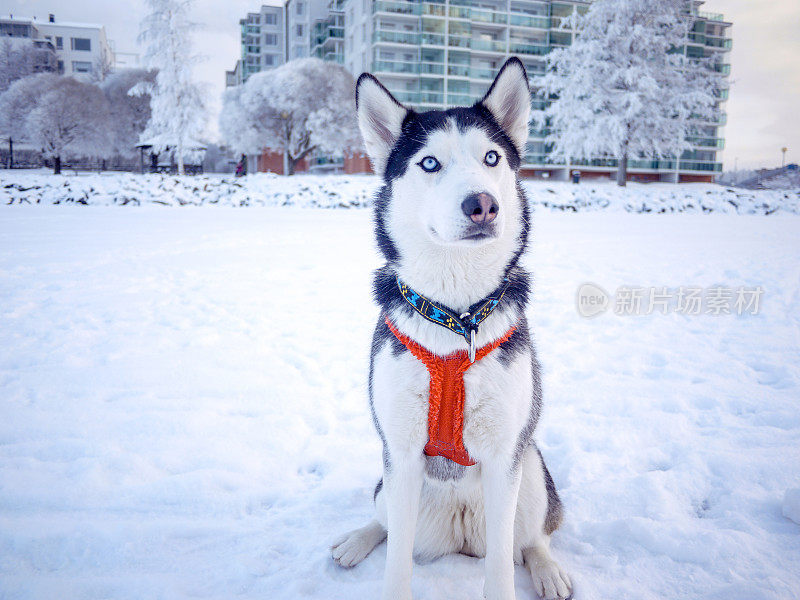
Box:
left=356, top=58, right=531, bottom=268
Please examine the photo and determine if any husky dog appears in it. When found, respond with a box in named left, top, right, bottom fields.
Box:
left=331, top=58, right=572, bottom=600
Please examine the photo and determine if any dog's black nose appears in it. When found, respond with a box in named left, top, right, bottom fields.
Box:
left=461, top=192, right=499, bottom=224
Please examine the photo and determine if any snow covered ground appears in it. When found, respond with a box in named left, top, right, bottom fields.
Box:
left=2, top=169, right=799, bottom=214
left=1, top=205, right=799, bottom=600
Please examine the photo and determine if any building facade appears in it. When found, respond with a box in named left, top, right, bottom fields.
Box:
left=226, top=0, right=336, bottom=87
left=227, top=0, right=730, bottom=181
left=341, top=0, right=731, bottom=182
left=0, top=14, right=115, bottom=80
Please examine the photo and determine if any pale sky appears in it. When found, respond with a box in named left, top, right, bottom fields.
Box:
left=2, top=0, right=798, bottom=170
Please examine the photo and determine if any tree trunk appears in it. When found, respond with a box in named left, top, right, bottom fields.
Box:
left=283, top=151, right=290, bottom=176
left=176, top=142, right=185, bottom=176
left=7, top=137, right=12, bottom=169
left=616, top=153, right=628, bottom=187
left=53, top=156, right=61, bottom=175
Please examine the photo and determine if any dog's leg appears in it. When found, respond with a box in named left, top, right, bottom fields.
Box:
left=481, top=459, right=522, bottom=600
left=522, top=544, right=572, bottom=600
left=331, top=519, right=386, bottom=568
left=381, top=454, right=424, bottom=600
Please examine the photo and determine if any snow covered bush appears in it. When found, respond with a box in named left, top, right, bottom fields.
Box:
left=133, top=0, right=207, bottom=176
left=536, top=0, right=723, bottom=186
left=220, top=57, right=360, bottom=175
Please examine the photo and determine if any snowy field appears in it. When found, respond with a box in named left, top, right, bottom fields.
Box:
left=2, top=169, right=799, bottom=214
left=1, top=204, right=799, bottom=600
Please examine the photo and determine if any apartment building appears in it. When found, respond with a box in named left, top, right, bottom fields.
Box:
left=311, top=1, right=345, bottom=64
left=0, top=14, right=115, bottom=80
left=341, top=0, right=731, bottom=182
left=226, top=1, right=333, bottom=87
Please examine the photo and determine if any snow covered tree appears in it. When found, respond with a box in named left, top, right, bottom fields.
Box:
left=220, top=58, right=360, bottom=175
left=0, top=39, right=54, bottom=93
left=133, top=0, right=206, bottom=175
left=0, top=73, right=60, bottom=168
left=24, top=77, right=113, bottom=174
left=536, top=0, right=723, bottom=186
left=101, top=69, right=156, bottom=159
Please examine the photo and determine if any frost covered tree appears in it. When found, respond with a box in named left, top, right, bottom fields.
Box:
left=101, top=69, right=155, bottom=159
left=0, top=73, right=60, bottom=168
left=133, top=0, right=206, bottom=175
left=0, top=39, right=52, bottom=93
left=23, top=77, right=113, bottom=174
left=220, top=58, right=360, bottom=175
left=536, top=0, right=723, bottom=186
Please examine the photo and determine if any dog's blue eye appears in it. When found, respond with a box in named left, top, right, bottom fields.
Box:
left=484, top=151, right=500, bottom=167
left=418, top=156, right=441, bottom=173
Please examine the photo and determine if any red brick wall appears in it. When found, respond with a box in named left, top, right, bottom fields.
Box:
left=344, top=152, right=373, bottom=174
left=679, top=174, right=715, bottom=183
left=256, top=150, right=308, bottom=175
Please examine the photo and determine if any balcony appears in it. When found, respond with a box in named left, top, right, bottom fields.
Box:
left=509, top=41, right=550, bottom=56
left=471, top=38, right=506, bottom=53
left=448, top=64, right=470, bottom=77
left=449, top=6, right=471, bottom=19
left=373, top=30, right=420, bottom=45
left=698, top=11, right=725, bottom=22
left=373, top=1, right=420, bottom=16
left=687, top=137, right=725, bottom=149
left=390, top=90, right=420, bottom=103
left=373, top=60, right=419, bottom=74
left=447, top=93, right=474, bottom=106
left=469, top=67, right=495, bottom=80
left=420, top=62, right=445, bottom=75
left=714, top=63, right=731, bottom=75
left=421, top=32, right=445, bottom=45
left=523, top=154, right=550, bottom=165
left=422, top=3, right=446, bottom=17
left=471, top=9, right=508, bottom=25
left=680, top=160, right=723, bottom=172
left=448, top=35, right=471, bottom=49
left=509, top=13, right=550, bottom=29
left=420, top=91, right=445, bottom=104
left=705, top=36, right=732, bottom=50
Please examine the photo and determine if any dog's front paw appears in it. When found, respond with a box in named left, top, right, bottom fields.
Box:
left=330, top=521, right=386, bottom=568
left=529, top=558, right=572, bottom=599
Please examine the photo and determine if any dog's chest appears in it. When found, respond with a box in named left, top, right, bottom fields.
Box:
left=373, top=342, right=532, bottom=460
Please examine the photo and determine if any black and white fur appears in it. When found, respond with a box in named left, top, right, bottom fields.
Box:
left=331, top=58, right=572, bottom=600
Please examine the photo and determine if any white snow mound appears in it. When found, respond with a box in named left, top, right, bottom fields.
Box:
left=1, top=170, right=798, bottom=213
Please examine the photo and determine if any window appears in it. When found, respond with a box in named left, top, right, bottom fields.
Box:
left=264, top=33, right=277, bottom=46
left=263, top=54, right=275, bottom=66
left=55, top=36, right=63, bottom=49
left=264, top=13, right=277, bottom=25
left=296, top=2, right=304, bottom=15
left=72, top=61, right=92, bottom=73
left=57, top=60, right=64, bottom=74
left=71, top=37, right=91, bottom=51
left=296, top=24, right=303, bottom=37
left=294, top=46, right=306, bottom=58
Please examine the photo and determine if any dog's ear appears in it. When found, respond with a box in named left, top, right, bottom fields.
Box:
left=356, top=73, right=408, bottom=175
left=479, top=57, right=531, bottom=155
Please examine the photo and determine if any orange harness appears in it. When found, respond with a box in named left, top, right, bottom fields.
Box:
left=385, top=317, right=516, bottom=466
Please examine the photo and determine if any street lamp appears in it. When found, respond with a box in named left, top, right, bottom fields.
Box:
left=782, top=147, right=788, bottom=168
